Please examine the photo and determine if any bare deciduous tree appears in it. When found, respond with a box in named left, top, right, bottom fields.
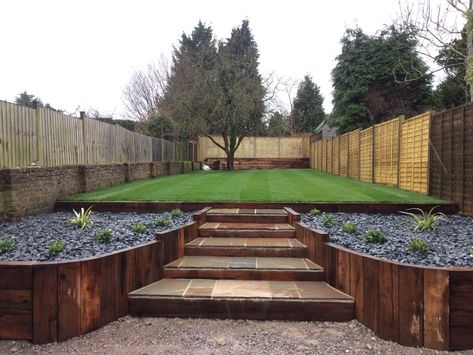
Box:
left=122, top=56, right=170, bottom=121
left=397, top=0, right=473, bottom=100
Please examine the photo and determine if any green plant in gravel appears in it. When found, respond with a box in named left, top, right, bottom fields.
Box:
left=342, top=222, right=357, bottom=234
left=170, top=208, right=183, bottom=218
left=132, top=223, right=147, bottom=234
left=409, top=238, right=429, bottom=252
left=0, top=238, right=15, bottom=254
left=470, top=247, right=473, bottom=257
left=399, top=206, right=447, bottom=232
left=309, top=208, right=321, bottom=216
left=94, top=228, right=112, bottom=243
left=155, top=216, right=172, bottom=227
left=363, top=229, right=387, bottom=244
left=70, top=206, right=93, bottom=229
left=48, top=240, right=65, bottom=254
left=321, top=213, right=335, bottom=227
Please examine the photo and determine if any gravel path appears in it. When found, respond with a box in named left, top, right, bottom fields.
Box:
left=301, top=213, right=473, bottom=267
left=0, top=317, right=467, bottom=355
left=0, top=211, right=193, bottom=261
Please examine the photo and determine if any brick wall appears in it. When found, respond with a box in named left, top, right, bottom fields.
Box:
left=0, top=161, right=199, bottom=220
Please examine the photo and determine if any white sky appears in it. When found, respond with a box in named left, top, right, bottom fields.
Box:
left=0, top=0, right=413, bottom=118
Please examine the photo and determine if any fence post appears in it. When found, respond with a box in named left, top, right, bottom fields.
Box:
left=397, top=115, right=405, bottom=187
left=357, top=130, right=361, bottom=180
left=33, top=101, right=43, bottom=166
left=80, top=111, right=88, bottom=165
left=371, top=124, right=376, bottom=183
left=347, top=134, right=350, bottom=178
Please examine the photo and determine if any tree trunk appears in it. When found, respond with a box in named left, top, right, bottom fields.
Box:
left=226, top=152, right=234, bottom=170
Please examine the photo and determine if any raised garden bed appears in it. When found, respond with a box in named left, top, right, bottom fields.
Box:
left=291, top=208, right=473, bottom=351
left=0, top=211, right=193, bottom=261
left=301, top=212, right=473, bottom=267
left=0, top=208, right=207, bottom=343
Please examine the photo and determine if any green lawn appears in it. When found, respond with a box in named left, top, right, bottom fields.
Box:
left=63, top=169, right=446, bottom=203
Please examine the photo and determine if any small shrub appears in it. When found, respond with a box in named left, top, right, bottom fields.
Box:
left=342, top=222, right=357, bottom=234
left=170, top=208, right=183, bottom=218
left=363, top=229, right=387, bottom=244
left=94, top=228, right=112, bottom=243
left=399, top=206, right=447, bottom=232
left=71, top=206, right=93, bottom=229
left=409, top=238, right=429, bottom=252
left=470, top=247, right=473, bottom=257
left=155, top=216, right=172, bottom=227
left=48, top=240, right=65, bottom=254
left=132, top=223, right=147, bottom=234
left=0, top=238, right=14, bottom=254
left=321, top=213, right=335, bottom=227
left=309, top=208, right=321, bottom=216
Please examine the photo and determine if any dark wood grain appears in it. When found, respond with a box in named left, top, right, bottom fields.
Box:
left=32, top=263, right=58, bottom=344
left=57, top=262, right=81, bottom=341
left=80, top=259, right=101, bottom=334
left=423, top=269, right=449, bottom=350
left=363, top=257, right=379, bottom=333
left=398, top=265, right=423, bottom=347
left=377, top=261, right=399, bottom=342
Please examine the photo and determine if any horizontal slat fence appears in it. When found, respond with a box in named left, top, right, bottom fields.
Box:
left=198, top=135, right=311, bottom=160
left=0, top=100, right=197, bottom=168
left=310, top=113, right=431, bottom=194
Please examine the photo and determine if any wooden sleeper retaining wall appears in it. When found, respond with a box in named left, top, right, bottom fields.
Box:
left=0, top=208, right=207, bottom=343
left=295, top=222, right=473, bottom=351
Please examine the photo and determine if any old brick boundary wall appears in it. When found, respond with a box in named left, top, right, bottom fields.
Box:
left=0, top=161, right=200, bottom=220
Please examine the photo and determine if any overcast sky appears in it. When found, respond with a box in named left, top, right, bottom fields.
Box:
left=1, top=0, right=409, bottom=118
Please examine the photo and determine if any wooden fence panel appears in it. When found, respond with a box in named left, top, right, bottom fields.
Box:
left=400, top=113, right=430, bottom=194
left=374, top=118, right=400, bottom=186
left=348, top=130, right=360, bottom=179
left=430, top=103, right=473, bottom=216
left=359, top=127, right=373, bottom=182
left=339, top=134, right=349, bottom=177
left=326, top=139, right=333, bottom=173
left=333, top=136, right=340, bottom=175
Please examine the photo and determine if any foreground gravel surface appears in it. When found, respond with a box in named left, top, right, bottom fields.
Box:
left=0, top=211, right=193, bottom=261
left=302, top=212, right=473, bottom=267
left=0, top=316, right=465, bottom=355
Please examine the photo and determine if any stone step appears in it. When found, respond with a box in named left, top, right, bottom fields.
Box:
left=207, top=208, right=288, bottom=223
left=186, top=237, right=307, bottom=257
left=163, top=256, right=323, bottom=281
left=129, top=279, right=355, bottom=321
left=199, top=222, right=295, bottom=238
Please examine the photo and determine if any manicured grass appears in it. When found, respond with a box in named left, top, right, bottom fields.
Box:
left=63, top=169, right=446, bottom=203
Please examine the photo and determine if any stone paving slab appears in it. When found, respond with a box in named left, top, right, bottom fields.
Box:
left=165, top=256, right=322, bottom=270
left=199, top=222, right=294, bottom=230
left=208, top=208, right=287, bottom=216
left=187, top=237, right=306, bottom=249
left=130, top=279, right=354, bottom=300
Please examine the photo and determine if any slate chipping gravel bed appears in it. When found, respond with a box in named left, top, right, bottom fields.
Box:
left=301, top=212, right=473, bottom=267
left=0, top=211, right=193, bottom=261
left=0, top=317, right=464, bottom=355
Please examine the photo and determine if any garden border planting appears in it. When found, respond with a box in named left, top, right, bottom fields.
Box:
left=0, top=208, right=207, bottom=343
left=293, top=215, right=473, bottom=351
left=55, top=201, right=458, bottom=215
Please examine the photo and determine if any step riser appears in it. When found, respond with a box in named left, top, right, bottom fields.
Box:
left=163, top=269, right=323, bottom=281
left=199, top=230, right=295, bottom=238
left=185, top=247, right=307, bottom=258
left=129, top=298, right=354, bottom=322
left=207, top=215, right=288, bottom=224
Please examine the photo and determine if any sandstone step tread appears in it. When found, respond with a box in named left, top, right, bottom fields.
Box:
left=200, top=222, right=294, bottom=231
left=164, top=256, right=321, bottom=271
left=129, top=279, right=353, bottom=301
left=187, top=237, right=306, bottom=249
left=208, top=208, right=287, bottom=216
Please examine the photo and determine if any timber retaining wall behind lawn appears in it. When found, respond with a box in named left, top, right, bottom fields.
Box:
left=0, top=161, right=201, bottom=220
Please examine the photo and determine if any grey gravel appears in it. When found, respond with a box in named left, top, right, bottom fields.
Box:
left=0, top=211, right=193, bottom=261
left=0, top=317, right=465, bottom=355
left=301, top=212, right=473, bottom=267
